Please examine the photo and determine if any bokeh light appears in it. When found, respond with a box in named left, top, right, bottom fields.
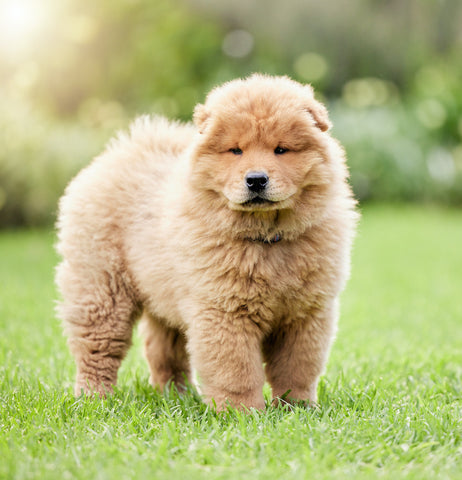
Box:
left=427, top=148, right=456, bottom=185
left=342, top=78, right=396, bottom=108
left=1, top=0, right=462, bottom=226
left=415, top=99, right=447, bottom=130
left=0, top=0, right=52, bottom=59
left=293, top=53, right=328, bottom=83
left=222, top=30, right=254, bottom=58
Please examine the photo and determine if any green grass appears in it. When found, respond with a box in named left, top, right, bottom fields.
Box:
left=1, top=205, right=461, bottom=480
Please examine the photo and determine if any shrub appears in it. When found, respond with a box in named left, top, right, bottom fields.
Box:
left=331, top=102, right=462, bottom=204
left=0, top=100, right=109, bottom=227
left=331, top=67, right=462, bottom=204
left=2, top=85, right=462, bottom=227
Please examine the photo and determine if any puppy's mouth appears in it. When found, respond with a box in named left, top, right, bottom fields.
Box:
left=239, top=195, right=281, bottom=210
left=243, top=196, right=276, bottom=206
left=225, top=190, right=295, bottom=211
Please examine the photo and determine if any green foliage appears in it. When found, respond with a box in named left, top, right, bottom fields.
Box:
left=199, top=0, right=462, bottom=96
left=332, top=105, right=462, bottom=204
left=1, top=0, right=226, bottom=119
left=330, top=57, right=462, bottom=203
left=1, top=206, right=461, bottom=478
left=1, top=0, right=462, bottom=226
left=0, top=99, right=109, bottom=226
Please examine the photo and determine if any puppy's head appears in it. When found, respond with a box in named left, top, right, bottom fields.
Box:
left=191, top=74, right=338, bottom=215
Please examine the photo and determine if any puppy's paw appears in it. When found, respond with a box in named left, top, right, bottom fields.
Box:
left=74, top=377, right=114, bottom=398
left=271, top=389, right=317, bottom=410
left=206, top=389, right=266, bottom=412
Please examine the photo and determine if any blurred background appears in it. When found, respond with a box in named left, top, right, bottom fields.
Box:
left=1, top=0, right=461, bottom=227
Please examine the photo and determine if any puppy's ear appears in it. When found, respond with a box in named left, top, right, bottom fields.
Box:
left=193, top=103, right=210, bottom=134
left=302, top=85, right=331, bottom=132
left=306, top=99, right=332, bottom=132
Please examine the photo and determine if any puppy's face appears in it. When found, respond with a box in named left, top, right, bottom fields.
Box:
left=192, top=75, right=333, bottom=213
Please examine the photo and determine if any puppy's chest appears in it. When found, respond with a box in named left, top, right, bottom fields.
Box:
left=203, top=245, right=319, bottom=317
left=208, top=271, right=320, bottom=334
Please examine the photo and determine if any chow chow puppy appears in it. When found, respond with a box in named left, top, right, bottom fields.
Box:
left=56, top=74, right=357, bottom=410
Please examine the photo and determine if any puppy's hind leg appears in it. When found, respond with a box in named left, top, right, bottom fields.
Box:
left=56, top=263, right=139, bottom=396
left=140, top=313, right=192, bottom=392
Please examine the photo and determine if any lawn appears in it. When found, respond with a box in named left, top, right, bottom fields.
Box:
left=0, top=205, right=461, bottom=480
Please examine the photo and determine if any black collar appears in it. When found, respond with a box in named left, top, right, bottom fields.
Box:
left=246, top=233, right=282, bottom=244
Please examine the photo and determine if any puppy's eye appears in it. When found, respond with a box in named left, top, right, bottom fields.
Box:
left=274, top=146, right=289, bottom=155
left=229, top=148, right=243, bottom=155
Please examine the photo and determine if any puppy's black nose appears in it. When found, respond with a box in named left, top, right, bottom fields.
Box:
left=245, top=172, right=269, bottom=193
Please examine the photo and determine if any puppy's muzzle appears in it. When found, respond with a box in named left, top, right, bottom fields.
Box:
left=245, top=171, right=269, bottom=193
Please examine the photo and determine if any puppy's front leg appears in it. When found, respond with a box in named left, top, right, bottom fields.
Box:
left=263, top=300, right=338, bottom=407
left=188, top=310, right=266, bottom=411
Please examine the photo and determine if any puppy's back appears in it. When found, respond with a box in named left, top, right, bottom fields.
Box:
left=56, top=116, right=195, bottom=268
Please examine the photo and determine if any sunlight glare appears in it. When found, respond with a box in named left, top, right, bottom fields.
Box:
left=0, top=0, right=48, bottom=54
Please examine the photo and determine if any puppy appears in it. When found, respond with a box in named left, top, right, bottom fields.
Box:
left=56, top=74, right=358, bottom=410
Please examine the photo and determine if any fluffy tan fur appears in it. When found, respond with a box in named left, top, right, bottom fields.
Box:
left=56, top=74, right=358, bottom=410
